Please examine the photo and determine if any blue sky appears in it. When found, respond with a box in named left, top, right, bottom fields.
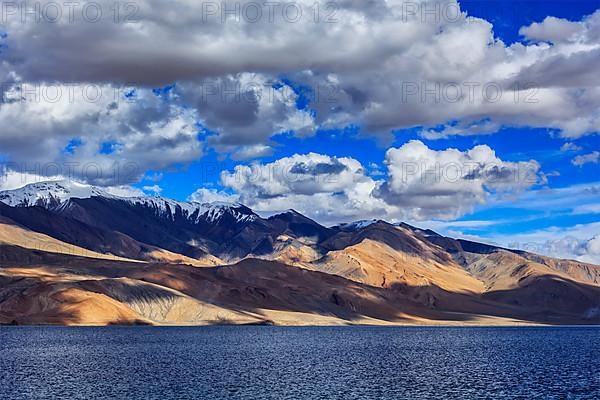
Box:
left=465, top=0, right=600, bottom=42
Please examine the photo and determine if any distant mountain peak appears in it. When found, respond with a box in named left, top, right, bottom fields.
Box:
left=205, top=201, right=244, bottom=209
left=199, top=202, right=257, bottom=224
left=284, top=209, right=302, bottom=215
left=269, top=209, right=311, bottom=220
left=334, top=219, right=383, bottom=231
left=394, top=222, right=441, bottom=237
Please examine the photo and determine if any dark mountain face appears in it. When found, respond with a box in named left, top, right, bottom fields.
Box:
left=395, top=222, right=442, bottom=238
left=0, top=195, right=337, bottom=262
left=323, top=221, right=420, bottom=251
left=267, top=210, right=336, bottom=242
left=55, top=197, right=280, bottom=261
left=426, top=236, right=507, bottom=256
left=321, top=221, right=453, bottom=264
left=0, top=202, right=155, bottom=260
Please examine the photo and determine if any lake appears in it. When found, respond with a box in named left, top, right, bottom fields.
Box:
left=0, top=327, right=598, bottom=399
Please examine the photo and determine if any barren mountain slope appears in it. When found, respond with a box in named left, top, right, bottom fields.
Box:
left=1, top=182, right=599, bottom=326
left=309, top=239, right=484, bottom=293
left=426, top=236, right=600, bottom=290
left=0, top=212, right=221, bottom=267
left=0, top=216, right=138, bottom=262
left=1, top=244, right=599, bottom=326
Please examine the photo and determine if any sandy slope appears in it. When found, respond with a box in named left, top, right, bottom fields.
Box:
left=523, top=254, right=600, bottom=286
left=461, top=249, right=599, bottom=291
left=147, top=249, right=223, bottom=267
left=310, top=239, right=485, bottom=293
left=1, top=245, right=598, bottom=326
left=0, top=217, right=139, bottom=262
left=257, top=234, right=323, bottom=265
left=0, top=216, right=221, bottom=267
left=0, top=276, right=148, bottom=326
left=0, top=266, right=262, bottom=326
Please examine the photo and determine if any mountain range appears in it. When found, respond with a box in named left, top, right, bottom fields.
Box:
left=0, top=180, right=599, bottom=326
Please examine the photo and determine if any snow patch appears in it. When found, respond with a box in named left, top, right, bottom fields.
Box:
left=335, top=219, right=380, bottom=231
left=0, top=180, right=110, bottom=208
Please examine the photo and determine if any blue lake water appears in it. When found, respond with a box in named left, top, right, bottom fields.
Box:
left=0, top=326, right=599, bottom=399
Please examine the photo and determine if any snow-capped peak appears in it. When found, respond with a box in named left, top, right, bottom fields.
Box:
left=334, top=219, right=381, bottom=231
left=0, top=180, right=111, bottom=208
left=0, top=180, right=258, bottom=225
left=124, top=197, right=256, bottom=223
left=268, top=209, right=304, bottom=219
left=200, top=202, right=257, bottom=223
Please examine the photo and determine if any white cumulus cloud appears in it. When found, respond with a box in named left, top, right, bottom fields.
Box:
left=194, top=141, right=545, bottom=224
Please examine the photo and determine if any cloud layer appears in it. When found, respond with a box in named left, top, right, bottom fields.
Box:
left=1, top=1, right=599, bottom=183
